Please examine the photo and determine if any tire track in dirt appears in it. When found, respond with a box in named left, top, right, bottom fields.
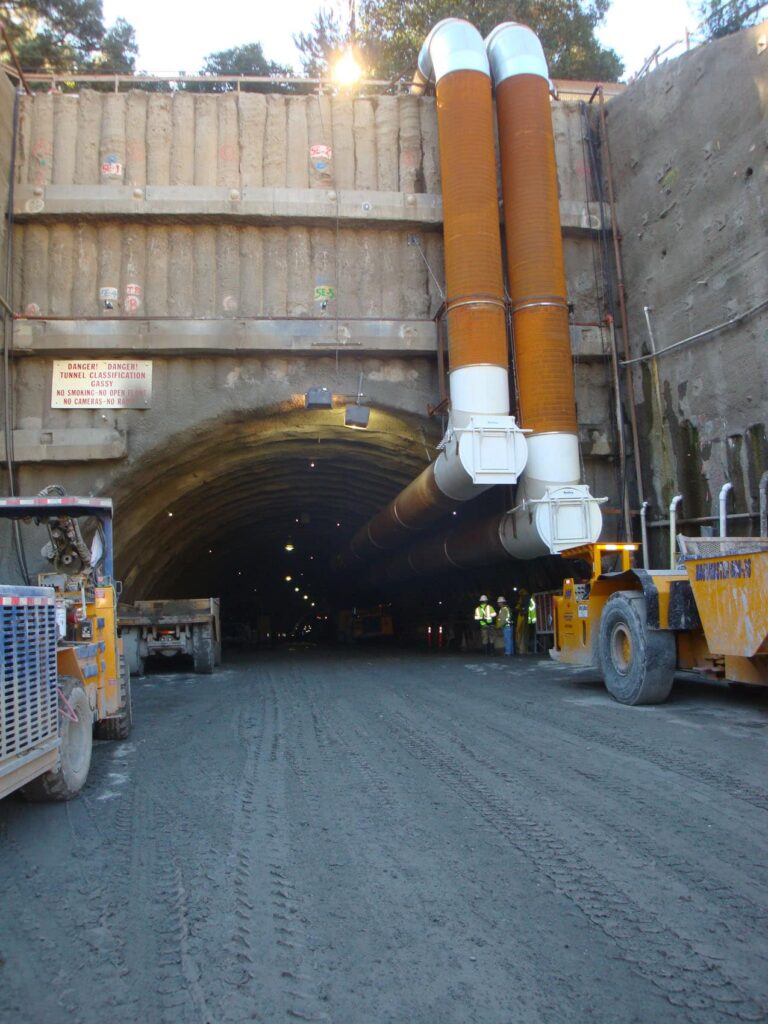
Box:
left=380, top=706, right=766, bottom=1022
left=452, top=665, right=768, bottom=813
left=0, top=744, right=140, bottom=1022
left=292, top=666, right=636, bottom=1024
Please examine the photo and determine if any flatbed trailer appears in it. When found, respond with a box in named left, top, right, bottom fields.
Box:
left=119, top=597, right=221, bottom=675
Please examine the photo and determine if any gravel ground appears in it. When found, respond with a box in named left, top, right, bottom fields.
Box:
left=1, top=648, right=767, bottom=1024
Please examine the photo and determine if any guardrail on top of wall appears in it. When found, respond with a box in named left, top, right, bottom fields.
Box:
left=0, top=63, right=625, bottom=101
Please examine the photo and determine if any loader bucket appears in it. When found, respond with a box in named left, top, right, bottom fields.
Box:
left=683, top=541, right=768, bottom=658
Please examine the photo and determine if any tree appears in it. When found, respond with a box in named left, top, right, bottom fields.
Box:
left=0, top=0, right=137, bottom=73
left=182, top=42, right=296, bottom=93
left=87, top=16, right=137, bottom=73
left=293, top=8, right=357, bottom=77
left=294, top=0, right=623, bottom=83
left=694, top=0, right=766, bottom=39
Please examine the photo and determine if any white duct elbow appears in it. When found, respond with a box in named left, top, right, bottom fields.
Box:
left=485, top=22, right=549, bottom=83
left=417, top=18, right=490, bottom=85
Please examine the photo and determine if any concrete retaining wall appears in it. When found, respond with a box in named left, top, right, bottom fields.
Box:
left=15, top=90, right=588, bottom=199
left=14, top=222, right=442, bottom=319
left=1, top=85, right=622, bottom=591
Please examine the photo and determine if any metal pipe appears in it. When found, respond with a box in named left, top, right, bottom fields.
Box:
left=643, top=305, right=665, bottom=426
left=0, top=23, right=32, bottom=95
left=607, top=315, right=631, bottom=540
left=2, top=87, right=30, bottom=583
left=719, top=481, right=733, bottom=537
left=640, top=500, right=650, bottom=567
left=596, top=87, right=645, bottom=508
left=669, top=494, right=683, bottom=569
left=486, top=22, right=602, bottom=558
left=760, top=471, right=768, bottom=536
left=648, top=511, right=758, bottom=528
left=623, top=297, right=768, bottom=365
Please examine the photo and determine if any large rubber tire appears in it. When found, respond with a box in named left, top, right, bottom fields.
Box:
left=22, top=677, right=93, bottom=801
left=93, top=657, right=133, bottom=741
left=192, top=625, right=214, bottom=674
left=598, top=591, right=676, bottom=705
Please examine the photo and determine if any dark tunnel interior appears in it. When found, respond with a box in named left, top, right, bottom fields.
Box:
left=3, top=404, right=582, bottom=650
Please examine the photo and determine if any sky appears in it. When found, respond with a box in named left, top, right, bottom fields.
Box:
left=101, top=0, right=700, bottom=80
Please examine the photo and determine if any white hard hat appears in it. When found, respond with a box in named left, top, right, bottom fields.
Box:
left=479, top=595, right=488, bottom=602
left=497, top=596, right=506, bottom=603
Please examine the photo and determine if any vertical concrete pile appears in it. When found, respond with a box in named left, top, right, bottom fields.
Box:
left=347, top=19, right=603, bottom=580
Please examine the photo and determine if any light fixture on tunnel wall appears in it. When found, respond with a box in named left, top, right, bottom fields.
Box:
left=344, top=404, right=370, bottom=429
left=284, top=542, right=294, bottom=552
left=305, top=387, right=333, bottom=410
left=343, top=371, right=370, bottom=429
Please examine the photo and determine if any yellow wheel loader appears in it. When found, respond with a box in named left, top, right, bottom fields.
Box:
left=550, top=538, right=768, bottom=705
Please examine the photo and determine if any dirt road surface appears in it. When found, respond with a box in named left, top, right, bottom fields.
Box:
left=2, top=649, right=767, bottom=1024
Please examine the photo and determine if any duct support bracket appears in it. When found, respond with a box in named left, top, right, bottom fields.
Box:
left=506, top=485, right=607, bottom=555
left=434, top=415, right=528, bottom=499
left=465, top=416, right=529, bottom=485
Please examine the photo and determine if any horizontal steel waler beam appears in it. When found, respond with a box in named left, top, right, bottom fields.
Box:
left=14, top=184, right=609, bottom=236
left=11, top=316, right=439, bottom=356
left=0, top=427, right=126, bottom=463
left=0, top=422, right=611, bottom=464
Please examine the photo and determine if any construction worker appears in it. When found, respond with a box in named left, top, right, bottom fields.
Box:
left=528, top=595, right=538, bottom=653
left=474, top=595, right=496, bottom=654
left=496, top=596, right=513, bottom=656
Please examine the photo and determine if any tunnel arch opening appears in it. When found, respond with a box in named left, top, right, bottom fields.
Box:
left=111, top=403, right=445, bottom=635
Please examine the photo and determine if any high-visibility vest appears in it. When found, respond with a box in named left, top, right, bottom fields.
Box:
left=474, top=603, right=496, bottom=626
left=528, top=598, right=537, bottom=625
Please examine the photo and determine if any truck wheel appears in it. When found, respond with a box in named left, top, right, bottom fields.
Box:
left=22, top=677, right=93, bottom=801
left=93, top=657, right=133, bottom=741
left=598, top=591, right=676, bottom=705
left=193, top=625, right=214, bottom=674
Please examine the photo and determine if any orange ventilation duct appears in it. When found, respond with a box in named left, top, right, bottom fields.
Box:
left=487, top=23, right=603, bottom=557
left=436, top=69, right=508, bottom=375
left=496, top=72, right=577, bottom=435
left=348, top=20, right=527, bottom=563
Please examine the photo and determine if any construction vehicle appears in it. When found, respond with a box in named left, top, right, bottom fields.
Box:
left=550, top=537, right=768, bottom=705
left=118, top=597, right=221, bottom=675
left=338, top=605, right=395, bottom=644
left=0, top=493, right=132, bottom=801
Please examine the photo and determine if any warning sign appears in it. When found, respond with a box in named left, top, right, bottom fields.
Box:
left=52, top=360, right=152, bottom=409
